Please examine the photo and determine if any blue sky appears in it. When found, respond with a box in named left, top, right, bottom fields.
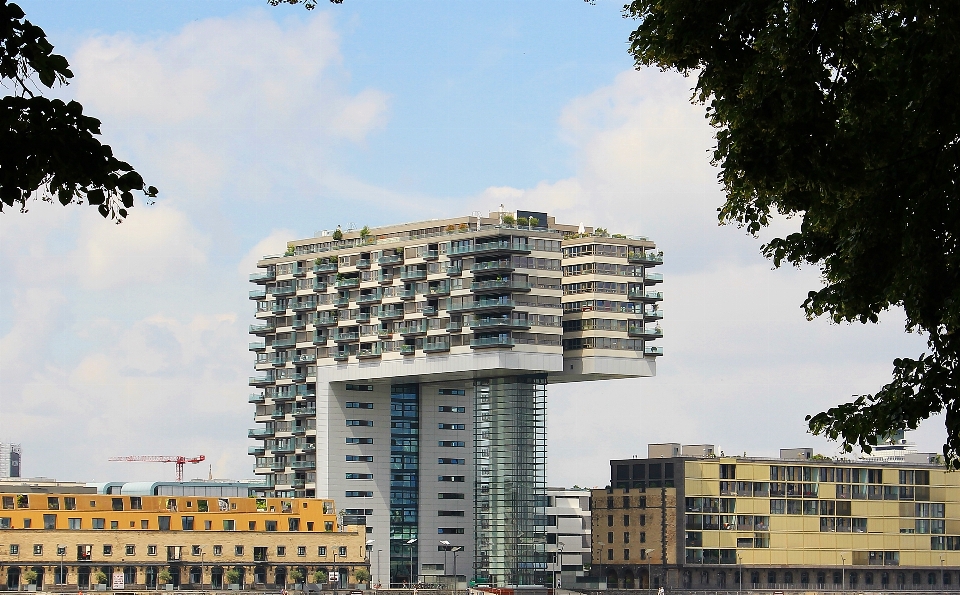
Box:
left=0, top=0, right=937, bottom=486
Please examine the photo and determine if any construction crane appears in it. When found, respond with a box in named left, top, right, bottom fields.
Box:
left=108, top=455, right=206, bottom=482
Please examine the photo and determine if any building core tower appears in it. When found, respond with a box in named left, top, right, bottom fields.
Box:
left=247, top=211, right=662, bottom=586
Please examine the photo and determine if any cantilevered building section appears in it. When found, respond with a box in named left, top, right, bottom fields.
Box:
left=247, top=211, right=662, bottom=587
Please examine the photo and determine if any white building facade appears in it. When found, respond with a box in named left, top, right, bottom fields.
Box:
left=247, top=212, right=662, bottom=587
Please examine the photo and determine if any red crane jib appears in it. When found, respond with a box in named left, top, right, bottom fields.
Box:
left=108, top=455, right=206, bottom=482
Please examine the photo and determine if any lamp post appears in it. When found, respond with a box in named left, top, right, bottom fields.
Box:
left=440, top=541, right=451, bottom=588
left=199, top=547, right=204, bottom=592
left=840, top=555, right=845, bottom=592
left=554, top=542, right=565, bottom=592
left=334, top=550, right=339, bottom=594
left=57, top=545, right=65, bottom=587
left=377, top=550, right=382, bottom=589
left=451, top=546, right=463, bottom=595
left=405, top=538, right=418, bottom=587
left=737, top=555, right=742, bottom=595
left=644, top=549, right=654, bottom=593
left=941, top=557, right=945, bottom=595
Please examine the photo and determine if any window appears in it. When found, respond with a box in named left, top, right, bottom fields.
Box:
left=346, top=438, right=374, bottom=444
left=439, top=406, right=465, bottom=413
left=43, top=514, right=56, bottom=529
left=9, top=544, right=19, bottom=555
left=64, top=497, right=76, bottom=510
left=47, top=497, right=60, bottom=510
left=253, top=547, right=268, bottom=562
left=607, top=515, right=614, bottom=527
left=148, top=545, right=158, bottom=556
left=439, top=493, right=464, bottom=499
left=191, top=545, right=201, bottom=556
left=346, top=491, right=374, bottom=497
left=345, top=384, right=373, bottom=391
left=289, top=518, right=300, bottom=531
left=235, top=545, right=244, bottom=556
left=346, top=420, right=374, bottom=427
left=439, top=458, right=465, bottom=465
left=325, top=521, right=334, bottom=531
left=345, top=455, right=374, bottom=462
left=33, top=544, right=42, bottom=555
left=249, top=521, right=257, bottom=530
left=77, top=545, right=91, bottom=560
left=640, top=532, right=646, bottom=543
left=624, top=532, right=630, bottom=543
left=608, top=532, right=614, bottom=543
left=141, top=520, right=149, bottom=529
left=112, top=498, right=124, bottom=511
left=346, top=402, right=374, bottom=409
left=318, top=546, right=327, bottom=556
left=338, top=546, right=347, bottom=557
left=182, top=516, right=195, bottom=530
left=103, top=544, right=113, bottom=556
left=265, top=520, right=278, bottom=532
left=205, top=520, right=212, bottom=530
left=213, top=545, right=222, bottom=556
left=624, top=549, right=630, bottom=560
left=439, top=441, right=465, bottom=447
left=346, top=473, right=374, bottom=479
left=439, top=510, right=465, bottom=517
left=277, top=546, right=286, bottom=556
left=439, top=389, right=465, bottom=395
left=607, top=549, right=613, bottom=560
left=92, top=518, right=105, bottom=530
left=438, top=476, right=465, bottom=482
left=438, top=423, right=465, bottom=430
left=111, top=520, right=119, bottom=529
left=126, top=545, right=135, bottom=555
left=21, top=518, right=31, bottom=528
left=1, top=496, right=12, bottom=509
left=298, top=546, right=306, bottom=556
left=130, top=497, right=142, bottom=510
left=158, top=516, right=171, bottom=531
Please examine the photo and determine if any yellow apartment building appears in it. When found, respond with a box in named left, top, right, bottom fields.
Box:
left=0, top=493, right=369, bottom=591
left=601, top=444, right=960, bottom=591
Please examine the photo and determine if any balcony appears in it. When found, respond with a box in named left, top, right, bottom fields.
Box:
left=315, top=315, right=338, bottom=327
left=628, top=326, right=663, bottom=339
left=248, top=446, right=265, bottom=456
left=450, top=299, right=515, bottom=313
left=628, top=287, right=663, bottom=302
left=449, top=238, right=530, bottom=256
left=291, top=460, right=317, bottom=470
left=399, top=323, right=427, bottom=337
left=291, top=425, right=307, bottom=436
left=470, top=279, right=530, bottom=293
left=249, top=393, right=266, bottom=403
left=292, top=319, right=306, bottom=330
left=249, top=375, right=274, bottom=387
left=271, top=356, right=287, bottom=367
left=446, top=264, right=463, bottom=276
left=272, top=443, right=295, bottom=454
left=378, top=307, right=404, bottom=320
left=271, top=302, right=288, bottom=314
left=470, top=318, right=531, bottom=331
left=357, top=291, right=382, bottom=305
left=293, top=406, right=316, bottom=417
left=333, top=352, right=349, bottom=362
left=424, top=249, right=439, bottom=260
left=335, top=278, right=360, bottom=289
left=273, top=391, right=296, bottom=402
left=334, top=295, right=351, bottom=307
left=398, top=288, right=417, bottom=300
left=334, top=331, right=360, bottom=343
left=378, top=273, right=395, bottom=285
left=357, top=345, right=382, bottom=359
left=292, top=373, right=306, bottom=383
left=427, top=282, right=450, bottom=296
left=272, top=286, right=296, bottom=297
left=248, top=427, right=275, bottom=438
left=471, top=259, right=514, bottom=274
left=643, top=272, right=664, bottom=285
left=377, top=329, right=393, bottom=340
left=470, top=335, right=515, bottom=349
left=250, top=270, right=276, bottom=283
left=644, top=309, right=664, bottom=321
left=400, top=345, right=415, bottom=355
left=423, top=340, right=450, bottom=353
left=293, top=353, right=316, bottom=364
left=272, top=337, right=297, bottom=349
left=422, top=306, right=437, bottom=316
left=400, top=269, right=427, bottom=281
left=271, top=459, right=287, bottom=471
left=249, top=341, right=266, bottom=351
left=644, top=346, right=664, bottom=357
left=446, top=322, right=463, bottom=333
left=313, top=280, right=328, bottom=292
left=249, top=288, right=267, bottom=300
left=378, top=254, right=403, bottom=265
left=249, top=323, right=275, bottom=335
left=627, top=252, right=663, bottom=266
left=356, top=258, right=371, bottom=269
left=271, top=409, right=287, bottom=419
left=314, top=262, right=338, bottom=273
left=292, top=300, right=317, bottom=312
left=356, top=312, right=371, bottom=323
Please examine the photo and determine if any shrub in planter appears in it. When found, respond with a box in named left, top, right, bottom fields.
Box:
left=354, top=569, right=371, bottom=585
left=313, top=570, right=328, bottom=584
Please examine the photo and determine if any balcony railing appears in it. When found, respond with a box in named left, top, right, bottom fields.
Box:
left=422, top=306, right=437, bottom=316
left=446, top=264, right=463, bottom=276
left=427, top=283, right=450, bottom=296
left=400, top=269, right=427, bottom=281
left=249, top=376, right=274, bottom=387
left=356, top=258, right=371, bottom=269
left=643, top=272, right=664, bottom=284
left=356, top=312, right=371, bottom=323
left=248, top=427, right=274, bottom=438
left=249, top=393, right=266, bottom=403
left=627, top=252, right=663, bottom=265
left=293, top=354, right=316, bottom=364
left=424, top=249, right=439, bottom=260
left=292, top=319, right=306, bottom=330
left=272, top=286, right=296, bottom=297
left=314, top=262, right=338, bottom=273
left=449, top=299, right=515, bottom=312
left=333, top=352, right=349, bottom=362
left=291, top=460, right=317, bottom=470
left=446, top=322, right=463, bottom=333
left=249, top=342, right=266, bottom=351
left=400, top=345, right=415, bottom=355
left=271, top=302, right=288, bottom=314
left=249, top=323, right=275, bottom=335
left=334, top=296, right=351, bottom=307
left=398, top=288, right=417, bottom=300
left=628, top=326, right=663, bottom=339
left=377, top=307, right=404, bottom=320
left=449, top=239, right=529, bottom=255
left=313, top=280, right=328, bottom=292
left=250, top=270, right=276, bottom=283
left=470, top=318, right=530, bottom=330
left=357, top=291, right=382, bottom=304
left=272, top=338, right=297, bottom=349
left=399, top=323, right=428, bottom=337
left=378, top=254, right=403, bottom=265
left=470, top=336, right=515, bottom=348
left=358, top=345, right=382, bottom=359
left=470, top=259, right=514, bottom=273
left=335, top=278, right=360, bottom=289
left=378, top=329, right=393, bottom=339
left=334, top=332, right=360, bottom=343
left=644, top=346, right=664, bottom=357
left=378, top=273, right=395, bottom=285
left=423, top=341, right=450, bottom=353
left=470, top=279, right=530, bottom=292
left=249, top=288, right=267, bottom=300
left=644, top=309, right=664, bottom=320
left=292, top=300, right=317, bottom=311
left=315, top=315, right=338, bottom=326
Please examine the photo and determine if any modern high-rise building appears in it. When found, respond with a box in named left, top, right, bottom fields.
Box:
left=247, top=211, right=663, bottom=586
left=0, top=443, right=21, bottom=479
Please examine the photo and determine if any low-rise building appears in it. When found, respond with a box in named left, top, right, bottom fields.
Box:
left=545, top=488, right=592, bottom=588
left=597, top=444, right=960, bottom=591
left=0, top=492, right=368, bottom=591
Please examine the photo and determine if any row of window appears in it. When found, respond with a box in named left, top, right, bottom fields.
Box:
left=6, top=544, right=349, bottom=558
left=604, top=531, right=648, bottom=544
left=765, top=465, right=929, bottom=485
left=0, top=517, right=317, bottom=532
left=719, top=480, right=935, bottom=501
left=346, top=420, right=468, bottom=430
left=605, top=514, right=647, bottom=526
left=2, top=496, right=145, bottom=512
left=603, top=548, right=650, bottom=561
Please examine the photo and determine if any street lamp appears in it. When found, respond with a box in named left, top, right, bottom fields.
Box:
left=840, top=555, right=846, bottom=592
left=644, top=549, right=654, bottom=593
left=57, top=545, right=65, bottom=587
left=377, top=550, right=382, bottom=589
left=334, top=550, right=340, bottom=594
left=451, top=547, right=464, bottom=595
left=554, top=542, right=565, bottom=592
left=941, top=557, right=946, bottom=595
left=199, top=547, right=204, bottom=592
left=405, top=538, right=418, bottom=587
left=737, top=555, right=742, bottom=595
left=440, top=541, right=451, bottom=588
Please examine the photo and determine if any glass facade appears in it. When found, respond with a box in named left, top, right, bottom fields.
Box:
left=474, top=376, right=548, bottom=585
left=390, top=384, right=419, bottom=584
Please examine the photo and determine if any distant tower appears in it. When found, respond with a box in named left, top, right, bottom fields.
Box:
left=0, top=443, right=22, bottom=478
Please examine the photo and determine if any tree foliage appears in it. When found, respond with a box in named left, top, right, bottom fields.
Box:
left=0, top=0, right=156, bottom=221
left=625, top=0, right=960, bottom=464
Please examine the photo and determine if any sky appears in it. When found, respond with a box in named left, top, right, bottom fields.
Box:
left=0, top=0, right=938, bottom=488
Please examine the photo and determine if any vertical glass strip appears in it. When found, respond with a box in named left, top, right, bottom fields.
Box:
left=390, top=384, right=419, bottom=585
left=474, top=375, right=547, bottom=585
